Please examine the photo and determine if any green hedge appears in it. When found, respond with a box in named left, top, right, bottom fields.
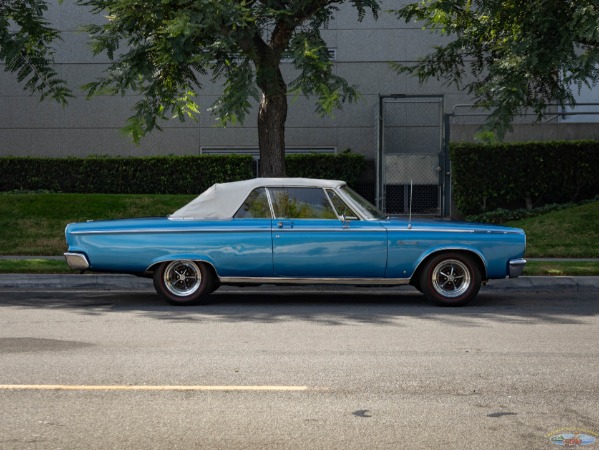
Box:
left=451, top=141, right=599, bottom=215
left=0, top=153, right=365, bottom=194
left=0, top=155, right=254, bottom=194
left=286, top=153, right=364, bottom=186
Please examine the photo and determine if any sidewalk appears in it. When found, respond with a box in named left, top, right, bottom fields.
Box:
left=1, top=273, right=598, bottom=293
left=1, top=256, right=598, bottom=293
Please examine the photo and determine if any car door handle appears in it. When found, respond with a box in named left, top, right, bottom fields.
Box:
left=277, top=221, right=293, bottom=229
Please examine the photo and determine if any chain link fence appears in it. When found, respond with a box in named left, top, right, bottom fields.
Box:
left=377, top=96, right=444, bottom=216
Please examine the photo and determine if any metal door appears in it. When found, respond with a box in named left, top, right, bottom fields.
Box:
left=376, top=95, right=445, bottom=216
left=272, top=219, right=387, bottom=278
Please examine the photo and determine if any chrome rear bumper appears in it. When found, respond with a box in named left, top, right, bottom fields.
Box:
left=64, top=252, right=90, bottom=270
left=509, top=258, right=526, bottom=278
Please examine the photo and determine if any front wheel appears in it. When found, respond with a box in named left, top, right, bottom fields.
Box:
left=420, top=253, right=481, bottom=306
left=153, top=260, right=213, bottom=306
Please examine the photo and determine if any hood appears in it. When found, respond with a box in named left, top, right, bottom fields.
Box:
left=382, top=217, right=525, bottom=234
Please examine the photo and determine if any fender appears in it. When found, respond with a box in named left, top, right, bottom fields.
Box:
left=410, top=245, right=488, bottom=281
left=146, top=254, right=219, bottom=276
left=386, top=243, right=488, bottom=280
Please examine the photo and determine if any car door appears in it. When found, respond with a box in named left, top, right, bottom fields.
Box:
left=222, top=187, right=275, bottom=277
left=269, top=187, right=387, bottom=278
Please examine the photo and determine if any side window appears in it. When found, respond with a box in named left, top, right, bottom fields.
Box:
left=234, top=188, right=271, bottom=218
left=269, top=187, right=337, bottom=219
left=326, top=189, right=359, bottom=220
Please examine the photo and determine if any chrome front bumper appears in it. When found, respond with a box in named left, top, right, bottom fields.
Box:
left=64, top=252, right=90, bottom=270
left=509, top=258, right=526, bottom=278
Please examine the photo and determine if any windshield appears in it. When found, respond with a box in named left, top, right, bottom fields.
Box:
left=340, top=186, right=386, bottom=220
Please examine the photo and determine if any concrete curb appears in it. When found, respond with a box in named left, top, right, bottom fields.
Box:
left=0, top=274, right=154, bottom=291
left=480, top=276, right=599, bottom=293
left=1, top=274, right=598, bottom=293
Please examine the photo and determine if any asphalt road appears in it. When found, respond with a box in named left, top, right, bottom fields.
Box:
left=1, top=288, right=598, bottom=449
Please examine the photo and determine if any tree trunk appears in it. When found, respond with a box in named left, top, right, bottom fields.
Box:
left=257, top=67, right=287, bottom=177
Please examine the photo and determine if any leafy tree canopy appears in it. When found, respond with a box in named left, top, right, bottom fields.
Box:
left=79, top=0, right=379, bottom=174
left=393, top=0, right=599, bottom=137
left=0, top=0, right=71, bottom=103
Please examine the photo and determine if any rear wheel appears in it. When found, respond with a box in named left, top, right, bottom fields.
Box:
left=420, top=253, right=481, bottom=306
left=153, top=260, right=213, bottom=306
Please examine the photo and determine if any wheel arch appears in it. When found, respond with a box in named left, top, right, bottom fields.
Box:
left=410, top=248, right=488, bottom=289
left=146, top=256, right=220, bottom=281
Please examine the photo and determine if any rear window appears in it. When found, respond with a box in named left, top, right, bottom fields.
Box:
left=234, top=188, right=271, bottom=218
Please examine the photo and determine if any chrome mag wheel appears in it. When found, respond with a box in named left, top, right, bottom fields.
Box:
left=163, top=260, right=202, bottom=297
left=153, top=260, right=214, bottom=306
left=431, top=259, right=471, bottom=298
left=420, top=253, right=481, bottom=306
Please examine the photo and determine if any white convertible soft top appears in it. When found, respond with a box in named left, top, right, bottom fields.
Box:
left=169, top=177, right=346, bottom=220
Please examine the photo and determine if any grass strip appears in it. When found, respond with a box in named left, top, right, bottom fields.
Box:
left=0, top=259, right=72, bottom=274
left=522, top=260, right=599, bottom=276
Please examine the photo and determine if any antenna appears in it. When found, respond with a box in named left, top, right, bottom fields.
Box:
left=408, top=180, right=413, bottom=229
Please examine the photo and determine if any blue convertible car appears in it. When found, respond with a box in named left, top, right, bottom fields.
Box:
left=64, top=178, right=526, bottom=306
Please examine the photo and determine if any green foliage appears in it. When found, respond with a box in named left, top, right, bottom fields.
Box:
left=0, top=153, right=364, bottom=194
left=0, top=0, right=71, bottom=104
left=287, top=28, right=360, bottom=116
left=0, top=259, right=73, bottom=274
left=286, top=153, right=365, bottom=186
left=451, top=141, right=599, bottom=215
left=466, top=197, right=599, bottom=224
left=507, top=201, right=599, bottom=258
left=0, top=193, right=195, bottom=255
left=1, top=0, right=378, bottom=177
left=80, top=0, right=380, bottom=142
left=393, top=0, right=599, bottom=137
left=78, top=0, right=379, bottom=176
left=523, top=261, right=599, bottom=276
left=0, top=155, right=254, bottom=194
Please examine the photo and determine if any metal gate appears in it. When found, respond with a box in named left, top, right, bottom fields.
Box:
left=376, top=95, right=446, bottom=216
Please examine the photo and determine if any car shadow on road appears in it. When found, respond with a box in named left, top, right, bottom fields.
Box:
left=1, top=288, right=597, bottom=326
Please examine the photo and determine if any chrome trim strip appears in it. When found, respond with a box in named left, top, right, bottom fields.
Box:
left=391, top=228, right=522, bottom=234
left=509, top=258, right=526, bottom=278
left=70, top=228, right=272, bottom=235
left=274, top=228, right=386, bottom=232
left=70, top=227, right=386, bottom=235
left=265, top=188, right=276, bottom=219
left=72, top=227, right=518, bottom=236
left=64, top=252, right=90, bottom=270
left=219, top=277, right=410, bottom=286
left=390, top=227, right=478, bottom=233
left=335, top=188, right=372, bottom=221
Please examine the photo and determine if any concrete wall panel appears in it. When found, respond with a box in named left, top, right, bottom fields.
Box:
left=0, top=129, right=65, bottom=156
left=0, top=97, right=65, bottom=128
left=56, top=31, right=109, bottom=64
left=337, top=29, right=406, bottom=62
left=285, top=127, right=338, bottom=148
left=330, top=0, right=412, bottom=30
left=336, top=63, right=406, bottom=95
left=0, top=64, right=54, bottom=97
left=336, top=127, right=374, bottom=157
left=200, top=127, right=258, bottom=150
left=46, top=0, right=106, bottom=30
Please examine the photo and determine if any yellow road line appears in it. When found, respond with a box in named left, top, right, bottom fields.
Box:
left=0, top=385, right=309, bottom=391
